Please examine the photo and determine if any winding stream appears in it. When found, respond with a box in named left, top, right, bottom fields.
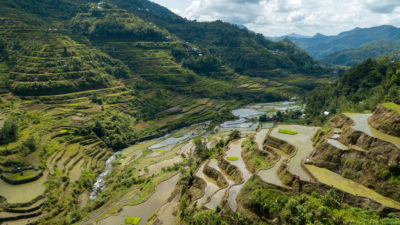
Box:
left=90, top=152, right=120, bottom=199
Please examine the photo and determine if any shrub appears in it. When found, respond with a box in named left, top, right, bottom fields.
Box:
left=0, top=118, right=18, bottom=144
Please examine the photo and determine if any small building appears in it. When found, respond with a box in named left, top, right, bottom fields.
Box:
left=324, top=111, right=330, bottom=116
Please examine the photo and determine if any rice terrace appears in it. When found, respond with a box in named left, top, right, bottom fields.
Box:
left=0, top=0, right=400, bottom=224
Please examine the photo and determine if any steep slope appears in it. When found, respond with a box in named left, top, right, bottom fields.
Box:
left=369, top=103, right=400, bottom=137
left=309, top=114, right=400, bottom=202
left=0, top=1, right=327, bottom=223
left=110, top=0, right=325, bottom=80
left=287, top=25, right=400, bottom=60
left=306, top=57, right=400, bottom=120
left=321, top=40, right=400, bottom=66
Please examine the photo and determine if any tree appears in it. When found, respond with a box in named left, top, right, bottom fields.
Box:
left=0, top=119, right=18, bottom=145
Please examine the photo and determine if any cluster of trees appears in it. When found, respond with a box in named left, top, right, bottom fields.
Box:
left=0, top=118, right=17, bottom=145
left=128, top=89, right=173, bottom=121
left=259, top=110, right=303, bottom=123
left=249, top=185, right=400, bottom=224
left=182, top=55, right=222, bottom=76
left=72, top=5, right=168, bottom=42
left=193, top=129, right=240, bottom=161
left=306, top=57, right=400, bottom=120
left=0, top=38, right=7, bottom=61
left=91, top=112, right=158, bottom=149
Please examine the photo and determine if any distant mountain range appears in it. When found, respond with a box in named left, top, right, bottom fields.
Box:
left=269, top=25, right=400, bottom=63
left=321, top=40, right=400, bottom=66
left=268, top=33, right=311, bottom=41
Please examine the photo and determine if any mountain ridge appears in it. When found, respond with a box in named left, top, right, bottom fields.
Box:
left=272, top=25, right=400, bottom=60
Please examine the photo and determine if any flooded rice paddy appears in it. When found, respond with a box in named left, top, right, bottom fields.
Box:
left=348, top=113, right=400, bottom=147
left=0, top=172, right=48, bottom=204
left=306, top=165, right=400, bottom=209
left=99, top=173, right=180, bottom=225
left=271, top=125, right=319, bottom=181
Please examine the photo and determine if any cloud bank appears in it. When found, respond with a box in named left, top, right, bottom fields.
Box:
left=176, top=0, right=400, bottom=36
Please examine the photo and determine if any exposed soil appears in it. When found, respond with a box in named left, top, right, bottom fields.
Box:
left=369, top=104, right=400, bottom=137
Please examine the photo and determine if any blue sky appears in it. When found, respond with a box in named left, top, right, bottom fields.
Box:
left=151, top=0, right=400, bottom=37
left=151, top=0, right=192, bottom=13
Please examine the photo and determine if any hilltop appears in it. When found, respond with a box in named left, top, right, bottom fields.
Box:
left=280, top=25, right=400, bottom=60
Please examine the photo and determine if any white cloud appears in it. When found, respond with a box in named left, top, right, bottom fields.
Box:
left=179, top=0, right=400, bottom=36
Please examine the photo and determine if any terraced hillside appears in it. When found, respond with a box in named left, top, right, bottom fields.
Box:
left=0, top=0, right=334, bottom=224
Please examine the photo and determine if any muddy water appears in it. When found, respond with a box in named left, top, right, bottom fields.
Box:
left=0, top=172, right=48, bottom=204
left=225, top=139, right=252, bottom=211
left=195, top=162, right=220, bottom=207
left=204, top=160, right=235, bottom=209
left=99, top=173, right=180, bottom=225
left=306, top=165, right=400, bottom=209
left=149, top=122, right=209, bottom=151
left=348, top=113, right=400, bottom=147
left=327, top=139, right=348, bottom=150
left=271, top=125, right=319, bottom=181
left=254, top=129, right=269, bottom=150
left=257, top=157, right=285, bottom=187
left=219, top=102, right=300, bottom=132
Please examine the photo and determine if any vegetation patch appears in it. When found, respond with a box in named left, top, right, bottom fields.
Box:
left=8, top=171, right=36, bottom=181
left=125, top=216, right=141, bottom=225
left=382, top=102, right=400, bottom=114
left=278, top=129, right=298, bottom=135
left=242, top=136, right=278, bottom=173
left=156, top=149, right=164, bottom=153
left=227, top=156, right=239, bottom=161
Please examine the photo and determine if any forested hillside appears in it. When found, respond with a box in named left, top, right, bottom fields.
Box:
left=321, top=40, right=400, bottom=66
left=306, top=57, right=400, bottom=120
